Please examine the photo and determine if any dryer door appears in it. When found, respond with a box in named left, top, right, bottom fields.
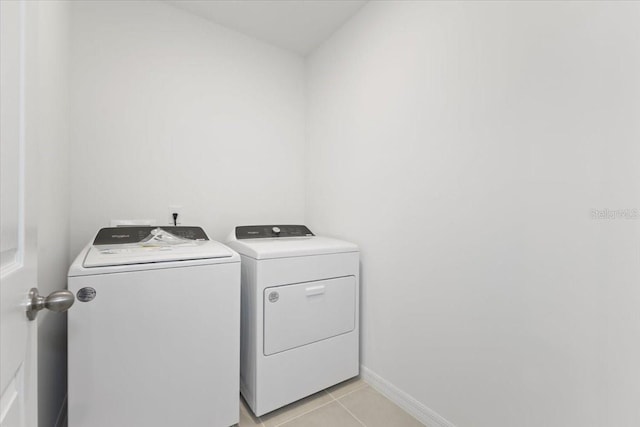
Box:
left=263, top=276, right=356, bottom=356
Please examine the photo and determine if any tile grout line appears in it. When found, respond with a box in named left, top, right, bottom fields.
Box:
left=255, top=403, right=266, bottom=427
left=271, top=398, right=337, bottom=427
left=259, top=383, right=369, bottom=427
left=335, top=398, right=368, bottom=427
left=327, top=382, right=369, bottom=400
left=245, top=408, right=265, bottom=426
left=241, top=397, right=266, bottom=426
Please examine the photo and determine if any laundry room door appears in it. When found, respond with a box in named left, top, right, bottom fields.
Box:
left=1, top=0, right=39, bottom=425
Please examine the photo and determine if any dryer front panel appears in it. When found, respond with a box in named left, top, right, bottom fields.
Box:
left=263, top=276, right=356, bottom=356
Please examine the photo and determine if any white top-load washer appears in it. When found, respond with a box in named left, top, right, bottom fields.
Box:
left=226, top=225, right=359, bottom=416
left=68, top=226, right=240, bottom=427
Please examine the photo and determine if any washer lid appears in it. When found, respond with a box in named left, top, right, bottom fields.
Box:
left=83, top=240, right=234, bottom=268
left=82, top=226, right=234, bottom=267
left=227, top=236, right=358, bottom=260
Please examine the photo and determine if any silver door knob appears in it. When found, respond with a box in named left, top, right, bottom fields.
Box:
left=26, top=288, right=75, bottom=321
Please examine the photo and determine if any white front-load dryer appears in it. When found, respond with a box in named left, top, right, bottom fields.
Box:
left=226, top=225, right=360, bottom=416
left=68, top=226, right=240, bottom=427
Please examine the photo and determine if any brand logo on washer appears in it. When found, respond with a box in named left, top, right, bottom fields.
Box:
left=77, top=287, right=96, bottom=302
left=268, top=291, right=279, bottom=303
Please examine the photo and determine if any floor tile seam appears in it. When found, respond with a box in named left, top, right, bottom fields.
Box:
left=327, top=378, right=369, bottom=399
left=331, top=383, right=369, bottom=401
left=334, top=398, right=368, bottom=427
left=254, top=410, right=266, bottom=426
left=258, top=391, right=330, bottom=425
left=242, top=402, right=265, bottom=426
left=246, top=411, right=265, bottom=426
left=271, top=398, right=339, bottom=427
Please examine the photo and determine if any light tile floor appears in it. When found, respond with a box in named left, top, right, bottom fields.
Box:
left=238, top=378, right=424, bottom=427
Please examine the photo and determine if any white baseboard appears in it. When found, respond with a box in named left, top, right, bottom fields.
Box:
left=54, top=394, right=67, bottom=427
left=360, top=366, right=456, bottom=427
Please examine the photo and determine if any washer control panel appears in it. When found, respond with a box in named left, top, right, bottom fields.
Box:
left=93, top=226, right=209, bottom=245
left=235, top=225, right=314, bottom=239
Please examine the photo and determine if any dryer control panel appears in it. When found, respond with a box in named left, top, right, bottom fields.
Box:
left=236, top=225, right=314, bottom=239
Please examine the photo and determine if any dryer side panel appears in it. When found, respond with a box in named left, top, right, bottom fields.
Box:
left=239, top=255, right=259, bottom=409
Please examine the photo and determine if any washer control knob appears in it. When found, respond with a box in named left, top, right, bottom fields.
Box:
left=272, top=227, right=281, bottom=235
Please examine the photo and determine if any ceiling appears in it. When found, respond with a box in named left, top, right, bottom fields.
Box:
left=166, top=0, right=367, bottom=55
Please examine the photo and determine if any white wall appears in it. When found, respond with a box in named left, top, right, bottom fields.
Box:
left=69, top=1, right=306, bottom=255
left=36, top=2, right=70, bottom=426
left=307, top=2, right=640, bottom=426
